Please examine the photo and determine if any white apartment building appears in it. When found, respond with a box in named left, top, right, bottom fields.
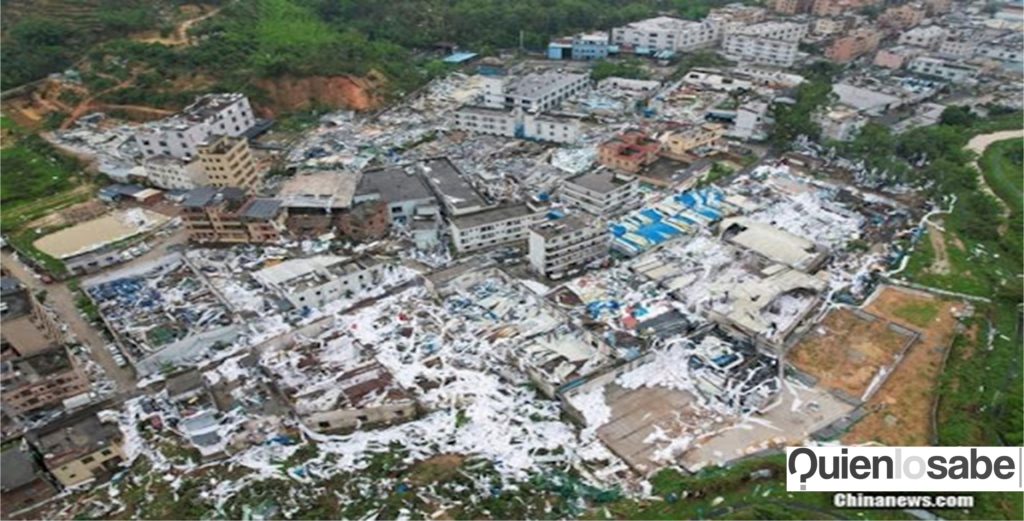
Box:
left=135, top=93, right=256, bottom=160
left=722, top=22, right=807, bottom=67
left=497, top=71, right=590, bottom=113
left=908, top=56, right=978, bottom=83
left=449, top=204, right=546, bottom=253
left=938, top=37, right=976, bottom=59
left=453, top=106, right=581, bottom=144
left=523, top=113, right=581, bottom=144
left=254, top=255, right=385, bottom=309
left=143, top=155, right=207, bottom=190
left=897, top=25, right=946, bottom=49
left=560, top=169, right=642, bottom=217
left=731, top=100, right=772, bottom=141
left=453, top=106, right=518, bottom=138
left=974, top=43, right=1023, bottom=64
left=611, top=16, right=718, bottom=52
left=528, top=216, right=610, bottom=279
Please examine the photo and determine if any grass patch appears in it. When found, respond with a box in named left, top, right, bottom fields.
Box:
left=979, top=138, right=1023, bottom=216
left=891, top=300, right=941, bottom=328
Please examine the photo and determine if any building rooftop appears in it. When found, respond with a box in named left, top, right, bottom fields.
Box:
left=1, top=442, right=42, bottom=492
left=33, top=408, right=122, bottom=467
left=720, top=217, right=825, bottom=272
left=450, top=203, right=537, bottom=229
left=241, top=198, right=283, bottom=221
left=357, top=166, right=435, bottom=203
left=182, top=186, right=248, bottom=208
left=417, top=157, right=488, bottom=212
left=507, top=71, right=589, bottom=100
left=565, top=169, right=635, bottom=194
left=530, top=215, right=601, bottom=239
left=3, top=348, right=75, bottom=387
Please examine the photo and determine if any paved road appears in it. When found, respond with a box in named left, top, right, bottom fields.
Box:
left=1, top=228, right=188, bottom=394
left=964, top=129, right=1024, bottom=213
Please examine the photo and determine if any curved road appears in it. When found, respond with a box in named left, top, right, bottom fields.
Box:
left=964, top=129, right=1024, bottom=214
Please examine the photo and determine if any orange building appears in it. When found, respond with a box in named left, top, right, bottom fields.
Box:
left=598, top=130, right=661, bottom=173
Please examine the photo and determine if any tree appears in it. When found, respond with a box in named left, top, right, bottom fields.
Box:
left=939, top=105, right=976, bottom=127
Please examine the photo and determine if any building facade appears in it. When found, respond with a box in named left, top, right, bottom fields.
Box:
left=135, top=93, right=255, bottom=160
left=182, top=187, right=285, bottom=244
left=449, top=204, right=546, bottom=253
left=197, top=135, right=260, bottom=190
left=611, top=16, right=718, bottom=52
left=1, top=348, right=91, bottom=416
left=32, top=409, right=125, bottom=488
left=560, top=169, right=643, bottom=217
left=825, top=28, right=883, bottom=63
left=598, top=130, right=661, bottom=173
left=143, top=155, right=207, bottom=190
left=528, top=216, right=611, bottom=279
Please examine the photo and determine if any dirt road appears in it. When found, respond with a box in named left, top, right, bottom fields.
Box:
left=0, top=228, right=189, bottom=393
left=964, top=129, right=1024, bottom=213
left=2, top=250, right=137, bottom=391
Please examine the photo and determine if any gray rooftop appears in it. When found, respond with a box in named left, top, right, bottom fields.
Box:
left=530, top=215, right=600, bottom=239
left=1, top=443, right=41, bottom=492
left=242, top=198, right=283, bottom=220
left=357, top=166, right=435, bottom=203
left=182, top=186, right=247, bottom=208
left=417, top=158, right=487, bottom=211
left=565, top=169, right=634, bottom=194
left=451, top=204, right=537, bottom=229
left=508, top=71, right=589, bottom=100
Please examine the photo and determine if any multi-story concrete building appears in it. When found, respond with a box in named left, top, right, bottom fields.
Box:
left=974, top=43, right=1023, bottom=64
left=490, top=71, right=590, bottom=113
left=812, top=0, right=881, bottom=17
left=731, top=100, right=772, bottom=141
left=355, top=165, right=440, bottom=225
left=825, top=28, right=883, bottom=63
left=908, top=56, right=979, bottom=82
left=560, top=169, right=642, bottom=217
left=938, top=35, right=976, bottom=59
left=611, top=16, right=718, bottom=52
left=1, top=348, right=90, bottom=416
left=879, top=3, right=926, bottom=30
left=143, top=155, right=206, bottom=190
left=707, top=4, right=768, bottom=37
left=1, top=277, right=62, bottom=360
left=528, top=215, right=611, bottom=279
left=663, top=123, right=726, bottom=157
left=449, top=203, right=546, bottom=253
left=898, top=25, right=947, bottom=49
left=453, top=106, right=581, bottom=144
left=523, top=113, right=581, bottom=144
left=571, top=32, right=611, bottom=60
left=598, top=130, right=661, bottom=173
left=722, top=21, right=806, bottom=67
left=197, top=135, right=260, bottom=190
left=453, top=105, right=518, bottom=138
left=181, top=187, right=285, bottom=244
left=278, top=170, right=390, bottom=242
left=135, top=93, right=255, bottom=160
left=254, top=255, right=386, bottom=308
left=771, top=0, right=813, bottom=15
left=874, top=46, right=925, bottom=69
left=812, top=17, right=854, bottom=37
left=31, top=408, right=125, bottom=488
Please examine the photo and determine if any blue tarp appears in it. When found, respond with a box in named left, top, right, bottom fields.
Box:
left=443, top=52, right=478, bottom=64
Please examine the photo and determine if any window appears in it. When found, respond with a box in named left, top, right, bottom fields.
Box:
left=82, top=456, right=95, bottom=464
left=357, top=415, right=368, bottom=422
left=318, top=421, right=331, bottom=428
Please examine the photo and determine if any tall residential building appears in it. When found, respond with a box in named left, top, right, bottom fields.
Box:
left=879, top=3, right=926, bottom=30
left=663, top=123, right=726, bottom=157
left=722, top=22, right=807, bottom=67
left=528, top=216, right=611, bottom=279
left=560, top=169, right=643, bottom=217
left=449, top=203, right=546, bottom=253
left=197, top=135, right=260, bottom=190
left=484, top=71, right=590, bottom=113
left=135, top=93, right=256, bottom=160
left=611, top=16, right=718, bottom=52
left=771, top=0, right=813, bottom=14
left=143, top=155, right=207, bottom=190
left=825, top=28, right=883, bottom=63
left=897, top=25, right=947, bottom=49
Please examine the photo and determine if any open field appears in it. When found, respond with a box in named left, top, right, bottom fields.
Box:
left=789, top=307, right=914, bottom=400
left=843, top=287, right=962, bottom=446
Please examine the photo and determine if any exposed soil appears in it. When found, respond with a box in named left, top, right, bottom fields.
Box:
left=788, top=308, right=913, bottom=400
left=253, top=75, right=385, bottom=116
left=843, top=287, right=963, bottom=446
left=925, top=220, right=951, bottom=275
